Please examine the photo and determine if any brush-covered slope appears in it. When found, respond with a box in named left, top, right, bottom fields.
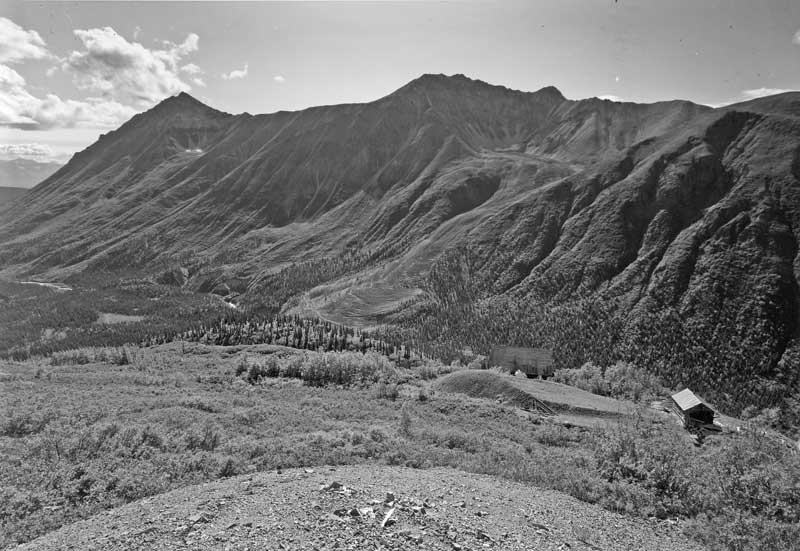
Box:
left=0, top=75, right=797, bottom=404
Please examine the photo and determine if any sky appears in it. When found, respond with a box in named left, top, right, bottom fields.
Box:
left=1, top=0, right=800, bottom=164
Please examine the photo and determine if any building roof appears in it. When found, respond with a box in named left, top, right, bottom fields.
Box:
left=671, top=388, right=713, bottom=412
left=489, top=346, right=554, bottom=368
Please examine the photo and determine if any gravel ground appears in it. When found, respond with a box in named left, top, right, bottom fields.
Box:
left=16, top=466, right=705, bottom=551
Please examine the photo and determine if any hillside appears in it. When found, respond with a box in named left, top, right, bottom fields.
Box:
left=0, top=186, right=27, bottom=205
left=0, top=74, right=798, bottom=415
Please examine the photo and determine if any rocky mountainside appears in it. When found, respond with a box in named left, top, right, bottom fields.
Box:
left=0, top=75, right=709, bottom=276
left=0, top=74, right=798, bottom=407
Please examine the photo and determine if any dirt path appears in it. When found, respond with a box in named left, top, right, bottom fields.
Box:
left=508, top=377, right=636, bottom=416
left=16, top=466, right=704, bottom=551
left=17, top=280, right=72, bottom=292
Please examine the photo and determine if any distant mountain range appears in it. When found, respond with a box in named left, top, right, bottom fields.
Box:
left=0, top=74, right=798, bottom=397
left=0, top=158, right=63, bottom=189
left=0, top=186, right=28, bottom=204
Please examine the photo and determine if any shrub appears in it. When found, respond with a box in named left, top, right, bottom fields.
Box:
left=247, top=362, right=263, bottom=384
left=235, top=355, right=249, bottom=377
left=604, top=362, right=668, bottom=401
left=239, top=351, right=397, bottom=388
left=554, top=361, right=668, bottom=402
left=417, top=386, right=430, bottom=402
left=398, top=402, right=413, bottom=436
left=419, top=365, right=439, bottom=380
left=49, top=347, right=133, bottom=367
left=185, top=423, right=220, bottom=451
left=218, top=457, right=238, bottom=478
left=554, top=362, right=607, bottom=395
left=1, top=412, right=51, bottom=437
left=374, top=381, right=399, bottom=401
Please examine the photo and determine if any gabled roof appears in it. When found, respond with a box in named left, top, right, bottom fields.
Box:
left=671, top=388, right=713, bottom=412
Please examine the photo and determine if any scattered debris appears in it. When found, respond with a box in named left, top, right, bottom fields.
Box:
left=357, top=507, right=376, bottom=519
left=380, top=507, right=396, bottom=529
left=187, top=512, right=210, bottom=525
left=321, top=481, right=355, bottom=495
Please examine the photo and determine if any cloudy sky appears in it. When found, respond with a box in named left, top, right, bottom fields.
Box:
left=2, top=0, right=800, bottom=164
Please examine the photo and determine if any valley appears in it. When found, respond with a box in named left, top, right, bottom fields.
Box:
left=1, top=73, right=800, bottom=551
left=0, top=75, right=797, bottom=424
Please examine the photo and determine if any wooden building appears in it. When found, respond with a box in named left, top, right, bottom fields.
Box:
left=488, top=346, right=555, bottom=379
left=669, top=388, right=715, bottom=429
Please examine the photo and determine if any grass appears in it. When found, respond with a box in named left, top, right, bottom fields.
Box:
left=1, top=343, right=798, bottom=550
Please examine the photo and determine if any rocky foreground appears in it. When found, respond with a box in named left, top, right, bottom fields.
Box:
left=17, top=466, right=704, bottom=550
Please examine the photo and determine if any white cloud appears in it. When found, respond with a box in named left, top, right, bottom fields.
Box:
left=706, top=87, right=798, bottom=108
left=597, top=94, right=622, bottom=102
left=740, top=87, right=796, bottom=100
left=63, top=27, right=200, bottom=106
left=0, top=64, right=136, bottom=130
left=0, top=19, right=213, bottom=135
left=173, top=33, right=199, bottom=56
left=793, top=29, right=800, bottom=45
left=180, top=63, right=205, bottom=86
left=0, top=17, right=50, bottom=64
left=133, top=26, right=142, bottom=41
left=222, top=63, right=248, bottom=80
left=0, top=143, right=56, bottom=162
left=273, top=75, right=286, bottom=84
left=34, top=95, right=137, bottom=130
left=180, top=62, right=203, bottom=75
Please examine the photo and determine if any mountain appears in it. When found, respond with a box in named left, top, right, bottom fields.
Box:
left=0, top=74, right=798, bottom=412
left=0, top=158, right=63, bottom=189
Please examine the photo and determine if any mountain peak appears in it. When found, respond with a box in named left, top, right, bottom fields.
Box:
left=395, top=73, right=565, bottom=104
left=398, top=73, right=483, bottom=92
left=534, top=85, right=565, bottom=101
left=156, top=91, right=210, bottom=110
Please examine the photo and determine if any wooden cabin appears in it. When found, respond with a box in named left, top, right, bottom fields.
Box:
left=488, top=346, right=555, bottom=379
left=670, top=388, right=715, bottom=429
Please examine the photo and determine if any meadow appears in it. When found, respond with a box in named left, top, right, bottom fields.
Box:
left=1, top=343, right=798, bottom=551
left=0, top=278, right=231, bottom=361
